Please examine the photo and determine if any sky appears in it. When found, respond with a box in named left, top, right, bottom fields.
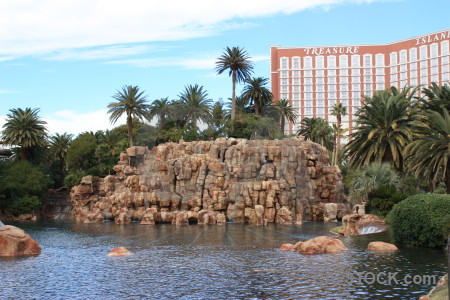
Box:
left=0, top=0, right=449, bottom=135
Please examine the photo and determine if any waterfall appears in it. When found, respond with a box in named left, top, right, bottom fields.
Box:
left=359, top=226, right=383, bottom=234
left=0, top=221, right=4, bottom=227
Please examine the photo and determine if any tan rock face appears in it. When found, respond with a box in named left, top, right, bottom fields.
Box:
left=285, top=236, right=348, bottom=255
left=367, top=241, right=398, bottom=251
left=341, top=213, right=387, bottom=236
left=0, top=225, right=41, bottom=257
left=71, top=138, right=349, bottom=225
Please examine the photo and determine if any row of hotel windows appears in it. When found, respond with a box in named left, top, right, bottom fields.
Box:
left=291, top=99, right=361, bottom=107
left=279, top=57, right=450, bottom=78
left=280, top=41, right=450, bottom=69
left=281, top=91, right=376, bottom=100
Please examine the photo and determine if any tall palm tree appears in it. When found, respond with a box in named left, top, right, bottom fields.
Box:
left=419, top=82, right=450, bottom=114
left=345, top=86, right=424, bottom=170
left=178, top=84, right=212, bottom=129
left=2, top=108, right=48, bottom=161
left=49, top=133, right=73, bottom=186
left=331, top=103, right=348, bottom=166
left=241, top=77, right=273, bottom=116
left=405, top=108, right=450, bottom=193
left=149, top=97, right=172, bottom=129
left=215, top=47, right=254, bottom=122
left=276, top=99, right=298, bottom=135
left=298, top=117, right=334, bottom=150
left=107, top=85, right=150, bottom=147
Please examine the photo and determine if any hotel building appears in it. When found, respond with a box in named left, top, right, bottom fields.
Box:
left=270, top=29, right=450, bottom=134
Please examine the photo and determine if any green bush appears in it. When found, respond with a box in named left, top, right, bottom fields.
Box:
left=366, top=186, right=408, bottom=218
left=386, top=194, right=450, bottom=248
left=11, top=196, right=42, bottom=216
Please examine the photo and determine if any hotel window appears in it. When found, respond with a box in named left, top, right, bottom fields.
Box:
left=431, top=75, right=439, bottom=82
left=292, top=57, right=300, bottom=69
left=340, top=92, right=349, bottom=99
left=304, top=70, right=312, bottom=77
left=375, top=54, right=385, bottom=66
left=281, top=57, right=289, bottom=69
left=292, top=86, right=300, bottom=92
left=305, top=108, right=313, bottom=115
left=409, top=48, right=417, bottom=62
left=364, top=76, right=372, bottom=83
left=317, top=100, right=325, bottom=107
left=340, top=76, right=349, bottom=83
left=420, top=61, right=428, bottom=69
left=390, top=66, right=397, bottom=74
left=304, top=56, right=312, bottom=69
left=421, top=69, right=428, bottom=77
left=376, top=83, right=385, bottom=91
left=293, top=100, right=300, bottom=107
left=363, top=54, right=372, bottom=67
left=328, top=77, right=337, bottom=84
left=317, top=108, right=325, bottom=114
left=420, top=45, right=428, bottom=59
left=399, top=50, right=407, bottom=63
left=317, top=93, right=325, bottom=100
left=352, top=84, right=360, bottom=91
left=352, top=99, right=361, bottom=106
left=281, top=78, right=288, bottom=85
left=352, top=69, right=360, bottom=75
left=316, top=77, right=325, bottom=84
left=304, top=77, right=313, bottom=85
left=280, top=71, right=288, bottom=78
left=339, top=69, right=349, bottom=76
left=316, top=70, right=325, bottom=77
left=390, top=52, right=398, bottom=65
left=443, top=65, right=450, bottom=73
left=400, top=73, right=407, bottom=80
left=442, top=41, right=450, bottom=55
left=420, top=77, right=428, bottom=84
left=376, top=68, right=385, bottom=75
left=305, top=100, right=313, bottom=107
left=390, top=74, right=398, bottom=81
left=351, top=55, right=360, bottom=67
left=281, top=86, right=289, bottom=93
left=376, top=76, right=385, bottom=83
left=339, top=55, right=348, bottom=68
left=305, top=93, right=313, bottom=100
left=304, top=85, right=313, bottom=92
left=364, top=92, right=373, bottom=98
left=363, top=69, right=372, bottom=76
left=328, top=92, right=337, bottom=99
left=293, top=78, right=300, bottom=85
left=442, top=56, right=449, bottom=64
left=317, top=85, right=325, bottom=92
left=292, top=71, right=300, bottom=77
left=327, top=56, right=336, bottom=68
left=410, top=63, right=417, bottom=71
left=390, top=81, right=398, bottom=87
left=410, top=78, right=418, bottom=86
left=443, top=73, right=450, bottom=81
left=400, top=80, right=407, bottom=87
left=340, top=84, right=349, bottom=91
left=364, top=84, right=372, bottom=91
left=352, top=77, right=361, bottom=83
left=431, top=67, right=439, bottom=75
left=316, top=56, right=324, bottom=68
left=431, top=58, right=438, bottom=67
left=293, top=93, right=300, bottom=100
left=328, top=69, right=337, bottom=76
left=281, top=94, right=288, bottom=99
left=352, top=92, right=361, bottom=98
left=430, top=43, right=438, bottom=58
left=341, top=99, right=348, bottom=106
left=400, top=65, right=407, bottom=72
left=328, top=85, right=337, bottom=92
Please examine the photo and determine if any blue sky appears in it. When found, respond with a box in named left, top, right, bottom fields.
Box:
left=0, top=0, right=449, bottom=135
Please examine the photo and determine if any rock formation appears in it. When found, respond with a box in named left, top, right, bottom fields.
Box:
left=367, top=241, right=398, bottom=251
left=71, top=137, right=350, bottom=225
left=0, top=225, right=41, bottom=257
left=107, top=247, right=131, bottom=256
left=280, top=236, right=348, bottom=254
left=341, top=213, right=387, bottom=236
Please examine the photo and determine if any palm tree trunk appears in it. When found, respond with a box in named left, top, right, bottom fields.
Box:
left=446, top=161, right=450, bottom=194
left=127, top=114, right=133, bottom=147
left=20, top=147, right=28, bottom=161
left=255, top=98, right=260, bottom=115
left=280, top=116, right=285, bottom=136
left=231, top=70, right=237, bottom=122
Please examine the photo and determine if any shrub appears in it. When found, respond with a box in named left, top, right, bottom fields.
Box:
left=386, top=194, right=450, bottom=248
left=366, top=186, right=408, bottom=218
left=11, top=196, right=42, bottom=216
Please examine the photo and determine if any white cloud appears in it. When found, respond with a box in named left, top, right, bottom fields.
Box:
left=0, top=0, right=386, bottom=57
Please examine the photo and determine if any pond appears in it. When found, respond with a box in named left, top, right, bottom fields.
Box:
left=0, top=221, right=447, bottom=299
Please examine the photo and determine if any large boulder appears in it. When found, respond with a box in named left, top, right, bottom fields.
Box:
left=292, top=236, right=348, bottom=255
left=367, top=241, right=398, bottom=251
left=0, top=225, right=41, bottom=257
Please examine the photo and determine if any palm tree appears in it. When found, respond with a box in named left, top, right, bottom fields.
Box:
left=49, top=133, right=73, bottom=186
left=2, top=108, right=48, bottom=161
left=331, top=103, right=348, bottom=166
left=107, top=85, right=151, bottom=147
left=276, top=99, right=298, bottom=135
left=404, top=108, right=450, bottom=193
left=178, top=84, right=212, bottom=129
left=215, top=47, right=254, bottom=122
left=345, top=86, right=424, bottom=170
left=298, top=117, right=333, bottom=150
left=419, top=82, right=450, bottom=114
left=149, top=97, right=172, bottom=129
left=241, top=77, right=273, bottom=116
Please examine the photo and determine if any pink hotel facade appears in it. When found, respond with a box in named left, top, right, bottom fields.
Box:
left=270, top=29, right=450, bottom=134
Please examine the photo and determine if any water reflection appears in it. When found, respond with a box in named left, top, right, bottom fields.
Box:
left=0, top=221, right=446, bottom=299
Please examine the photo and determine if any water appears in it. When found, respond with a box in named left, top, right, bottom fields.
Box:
left=359, top=225, right=384, bottom=235
left=0, top=221, right=447, bottom=299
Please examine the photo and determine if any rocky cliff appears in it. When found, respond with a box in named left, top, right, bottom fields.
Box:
left=71, top=137, right=350, bottom=225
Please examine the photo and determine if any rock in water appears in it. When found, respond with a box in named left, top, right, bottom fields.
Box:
left=367, top=241, right=398, bottom=251
left=0, top=225, right=41, bottom=257
left=290, top=236, right=348, bottom=255
left=107, top=247, right=131, bottom=256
